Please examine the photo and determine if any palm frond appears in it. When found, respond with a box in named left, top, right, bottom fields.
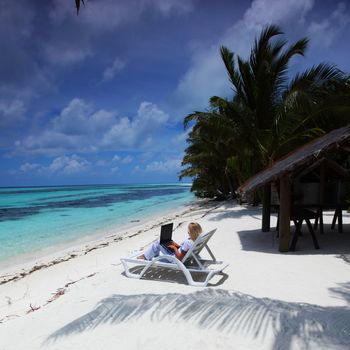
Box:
left=75, top=0, right=85, bottom=14
left=220, top=46, right=241, bottom=94
left=287, top=63, right=344, bottom=95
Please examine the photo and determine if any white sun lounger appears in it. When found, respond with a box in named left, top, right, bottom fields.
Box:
left=120, top=228, right=229, bottom=287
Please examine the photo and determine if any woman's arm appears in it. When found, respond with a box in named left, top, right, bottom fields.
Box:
left=168, top=245, right=186, bottom=260
left=171, top=241, right=180, bottom=248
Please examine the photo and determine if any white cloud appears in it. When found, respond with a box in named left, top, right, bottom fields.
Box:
left=172, top=0, right=315, bottom=115
left=45, top=0, right=198, bottom=68
left=53, top=98, right=93, bottom=135
left=145, top=0, right=196, bottom=15
left=102, top=101, right=169, bottom=147
left=14, top=98, right=116, bottom=155
left=102, top=58, right=126, bottom=81
left=50, top=0, right=142, bottom=31
left=137, top=101, right=169, bottom=127
left=0, top=1, right=55, bottom=99
left=15, top=130, right=91, bottom=156
left=121, top=155, right=133, bottom=164
left=50, top=0, right=195, bottom=27
left=44, top=2, right=142, bottom=67
left=112, top=155, right=121, bottom=163
left=96, top=159, right=108, bottom=167
left=47, top=0, right=195, bottom=66
left=18, top=154, right=90, bottom=176
left=19, top=162, right=41, bottom=172
left=307, top=2, right=350, bottom=48
left=171, top=129, right=190, bottom=147
left=44, top=44, right=92, bottom=66
left=14, top=99, right=169, bottom=156
left=132, top=165, right=141, bottom=173
left=242, top=0, right=313, bottom=31
left=48, top=155, right=90, bottom=175
left=102, top=116, right=135, bottom=147
left=53, top=98, right=115, bottom=135
left=0, top=99, right=26, bottom=127
left=144, top=158, right=182, bottom=173
left=112, top=154, right=133, bottom=164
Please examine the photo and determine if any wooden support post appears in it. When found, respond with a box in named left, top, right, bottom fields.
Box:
left=262, top=183, right=271, bottom=232
left=279, top=176, right=291, bottom=252
left=338, top=206, right=343, bottom=233
left=319, top=163, right=325, bottom=234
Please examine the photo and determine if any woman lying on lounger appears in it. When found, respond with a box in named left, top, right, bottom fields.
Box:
left=138, top=222, right=202, bottom=260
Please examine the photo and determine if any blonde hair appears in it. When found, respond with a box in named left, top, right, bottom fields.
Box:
left=188, top=222, right=202, bottom=241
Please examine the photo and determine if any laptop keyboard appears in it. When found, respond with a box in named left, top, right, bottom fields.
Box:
left=161, top=243, right=175, bottom=253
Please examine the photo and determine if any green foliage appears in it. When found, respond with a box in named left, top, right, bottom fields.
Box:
left=181, top=25, right=350, bottom=199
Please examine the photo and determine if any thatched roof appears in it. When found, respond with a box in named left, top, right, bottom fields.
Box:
left=238, top=125, right=350, bottom=195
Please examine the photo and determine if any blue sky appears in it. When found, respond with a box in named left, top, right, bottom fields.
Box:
left=0, top=0, right=349, bottom=187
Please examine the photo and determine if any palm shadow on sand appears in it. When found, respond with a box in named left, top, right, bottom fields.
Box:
left=45, top=289, right=350, bottom=350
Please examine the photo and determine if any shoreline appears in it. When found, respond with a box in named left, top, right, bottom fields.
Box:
left=0, top=183, right=194, bottom=266
left=0, top=198, right=212, bottom=285
left=0, top=200, right=349, bottom=349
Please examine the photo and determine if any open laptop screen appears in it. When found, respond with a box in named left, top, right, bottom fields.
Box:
left=160, top=223, right=173, bottom=244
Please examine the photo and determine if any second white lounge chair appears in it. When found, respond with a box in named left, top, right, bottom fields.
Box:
left=120, top=228, right=229, bottom=287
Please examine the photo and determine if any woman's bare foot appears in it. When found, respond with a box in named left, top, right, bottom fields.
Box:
left=137, top=254, right=146, bottom=260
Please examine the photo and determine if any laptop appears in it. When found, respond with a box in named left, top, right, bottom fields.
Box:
left=160, top=223, right=175, bottom=253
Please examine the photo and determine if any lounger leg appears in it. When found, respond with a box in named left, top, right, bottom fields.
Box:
left=164, top=258, right=214, bottom=287
left=204, top=244, right=217, bottom=263
left=138, top=261, right=155, bottom=278
left=121, top=260, right=142, bottom=279
left=183, top=270, right=215, bottom=287
left=187, top=265, right=229, bottom=287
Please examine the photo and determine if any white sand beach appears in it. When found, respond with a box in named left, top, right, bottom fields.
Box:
left=0, top=201, right=350, bottom=350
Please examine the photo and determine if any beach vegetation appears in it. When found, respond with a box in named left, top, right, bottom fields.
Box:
left=180, top=25, right=350, bottom=199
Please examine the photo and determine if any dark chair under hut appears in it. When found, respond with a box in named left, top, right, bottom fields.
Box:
left=293, top=158, right=350, bottom=234
left=238, top=125, right=350, bottom=252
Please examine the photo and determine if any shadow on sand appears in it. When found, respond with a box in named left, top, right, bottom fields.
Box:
left=123, top=267, right=229, bottom=287
left=330, top=282, right=350, bottom=306
left=45, top=289, right=350, bottom=349
left=206, top=202, right=264, bottom=221
left=206, top=203, right=350, bottom=257
left=236, top=224, right=350, bottom=257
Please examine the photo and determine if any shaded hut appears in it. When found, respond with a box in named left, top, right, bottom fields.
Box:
left=238, top=125, right=350, bottom=252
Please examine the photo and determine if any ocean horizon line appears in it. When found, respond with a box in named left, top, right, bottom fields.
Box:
left=0, top=181, right=193, bottom=190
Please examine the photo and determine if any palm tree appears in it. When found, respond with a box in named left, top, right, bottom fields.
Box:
left=181, top=25, right=349, bottom=228
left=180, top=106, right=238, bottom=198
left=220, top=25, right=348, bottom=229
left=180, top=95, right=257, bottom=198
left=220, top=25, right=346, bottom=170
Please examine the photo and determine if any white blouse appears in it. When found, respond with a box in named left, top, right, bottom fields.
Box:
left=179, top=238, right=193, bottom=254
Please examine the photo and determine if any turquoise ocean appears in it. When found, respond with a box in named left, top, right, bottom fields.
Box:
left=0, top=183, right=195, bottom=262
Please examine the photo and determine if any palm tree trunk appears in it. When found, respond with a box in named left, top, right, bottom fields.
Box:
left=226, top=173, right=235, bottom=199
